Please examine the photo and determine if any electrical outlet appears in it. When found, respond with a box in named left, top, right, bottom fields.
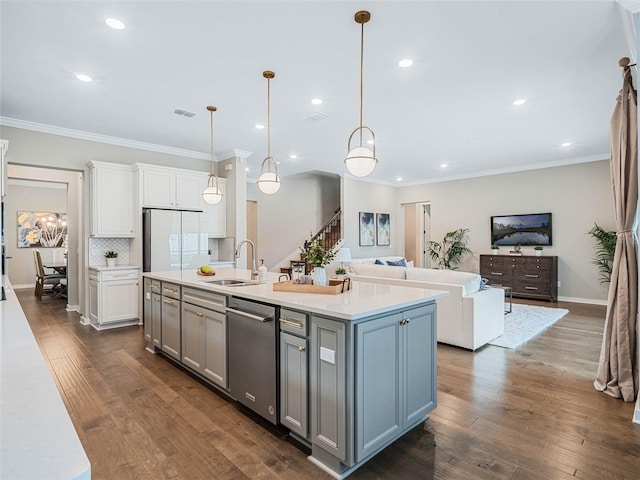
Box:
left=557, top=281, right=561, bottom=288
left=224, top=163, right=233, bottom=171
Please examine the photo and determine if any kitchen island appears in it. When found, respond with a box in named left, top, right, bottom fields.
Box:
left=0, top=278, right=91, bottom=480
left=142, top=268, right=448, bottom=479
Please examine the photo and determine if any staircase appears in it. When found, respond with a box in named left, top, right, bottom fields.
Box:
left=280, top=209, right=342, bottom=276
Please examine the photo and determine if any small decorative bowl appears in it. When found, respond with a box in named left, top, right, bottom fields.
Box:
left=196, top=270, right=215, bottom=276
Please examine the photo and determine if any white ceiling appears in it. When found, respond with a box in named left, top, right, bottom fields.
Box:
left=0, top=1, right=635, bottom=186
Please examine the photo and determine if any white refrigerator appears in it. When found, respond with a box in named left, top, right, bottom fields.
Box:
left=143, top=209, right=209, bottom=272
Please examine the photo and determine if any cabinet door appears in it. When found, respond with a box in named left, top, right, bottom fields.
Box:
left=152, top=293, right=162, bottom=348
left=205, top=179, right=227, bottom=238
left=89, top=279, right=98, bottom=323
left=143, top=169, right=176, bottom=208
left=91, top=164, right=134, bottom=237
left=310, top=316, right=346, bottom=462
left=181, top=303, right=204, bottom=372
left=161, top=297, right=181, bottom=360
left=401, top=305, right=436, bottom=429
left=143, top=280, right=152, bottom=343
left=100, top=280, right=139, bottom=324
left=355, top=313, right=402, bottom=462
left=280, top=332, right=307, bottom=439
left=203, top=309, right=227, bottom=388
left=176, top=173, right=206, bottom=210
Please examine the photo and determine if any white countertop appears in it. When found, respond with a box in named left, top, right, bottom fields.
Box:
left=143, top=268, right=448, bottom=320
left=0, top=278, right=91, bottom=479
left=89, top=264, right=140, bottom=271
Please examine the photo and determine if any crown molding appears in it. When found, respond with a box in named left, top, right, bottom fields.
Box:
left=617, top=0, right=640, bottom=14
left=219, top=149, right=253, bottom=161
left=0, top=116, right=210, bottom=160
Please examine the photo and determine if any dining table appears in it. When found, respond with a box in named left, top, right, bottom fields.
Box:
left=43, top=262, right=67, bottom=297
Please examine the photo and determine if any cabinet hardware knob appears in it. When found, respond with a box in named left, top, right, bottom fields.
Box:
left=196, top=312, right=204, bottom=317
left=405, top=318, right=411, bottom=324
left=298, top=346, right=305, bottom=352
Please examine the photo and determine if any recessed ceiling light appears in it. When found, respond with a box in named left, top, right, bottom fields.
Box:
left=513, top=98, right=526, bottom=106
left=105, top=18, right=125, bottom=30
left=311, top=98, right=323, bottom=105
left=561, top=142, right=572, bottom=147
left=398, top=59, right=413, bottom=68
left=440, top=163, right=448, bottom=168
left=290, top=154, right=298, bottom=159
left=76, top=74, right=92, bottom=82
left=255, top=124, right=265, bottom=130
left=396, top=177, right=403, bottom=182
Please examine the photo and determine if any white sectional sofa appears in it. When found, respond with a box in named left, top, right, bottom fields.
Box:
left=345, top=259, right=504, bottom=350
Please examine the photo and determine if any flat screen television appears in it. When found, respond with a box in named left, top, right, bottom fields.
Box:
left=491, top=213, right=552, bottom=246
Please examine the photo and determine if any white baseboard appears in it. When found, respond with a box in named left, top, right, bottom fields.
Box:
left=66, top=304, right=80, bottom=313
left=79, top=316, right=90, bottom=326
left=12, top=284, right=34, bottom=290
left=557, top=296, right=607, bottom=306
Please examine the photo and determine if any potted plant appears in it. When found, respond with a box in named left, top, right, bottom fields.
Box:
left=334, top=266, right=348, bottom=280
left=104, top=250, right=118, bottom=267
left=300, top=234, right=336, bottom=286
left=491, top=244, right=500, bottom=254
left=587, top=223, right=616, bottom=284
left=426, top=228, right=472, bottom=270
left=533, top=246, right=544, bottom=256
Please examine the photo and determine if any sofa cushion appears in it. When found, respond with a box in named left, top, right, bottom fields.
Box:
left=386, top=258, right=407, bottom=267
left=405, top=268, right=482, bottom=295
left=352, top=263, right=407, bottom=279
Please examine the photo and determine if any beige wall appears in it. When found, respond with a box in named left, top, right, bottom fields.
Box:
left=342, top=177, right=402, bottom=259
left=5, top=181, right=67, bottom=287
left=398, top=161, right=615, bottom=303
left=247, top=172, right=340, bottom=270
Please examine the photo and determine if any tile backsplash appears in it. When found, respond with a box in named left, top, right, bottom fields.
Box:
left=89, top=238, right=131, bottom=266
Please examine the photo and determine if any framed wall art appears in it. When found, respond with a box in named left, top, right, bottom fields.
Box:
left=359, top=212, right=375, bottom=246
left=376, top=213, right=390, bottom=246
left=17, top=211, right=68, bottom=248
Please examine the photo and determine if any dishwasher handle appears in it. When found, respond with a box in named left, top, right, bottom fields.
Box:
left=226, top=306, right=273, bottom=322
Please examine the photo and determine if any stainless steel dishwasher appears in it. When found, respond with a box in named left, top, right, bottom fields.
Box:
left=227, top=297, right=279, bottom=425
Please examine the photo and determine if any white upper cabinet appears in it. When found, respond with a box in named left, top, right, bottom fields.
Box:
left=88, top=161, right=134, bottom=237
left=204, top=177, right=227, bottom=238
left=139, top=165, right=207, bottom=211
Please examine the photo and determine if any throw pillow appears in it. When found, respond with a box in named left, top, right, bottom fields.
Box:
left=480, top=277, right=489, bottom=290
left=387, top=258, right=407, bottom=267
left=375, top=259, right=385, bottom=265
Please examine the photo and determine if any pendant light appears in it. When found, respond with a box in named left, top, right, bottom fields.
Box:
left=202, top=105, right=223, bottom=204
left=345, top=10, right=378, bottom=178
left=257, top=70, right=281, bottom=195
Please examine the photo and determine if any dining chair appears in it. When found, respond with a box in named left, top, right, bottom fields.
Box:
left=33, top=250, right=64, bottom=300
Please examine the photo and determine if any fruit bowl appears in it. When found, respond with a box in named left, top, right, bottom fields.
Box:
left=197, top=270, right=215, bottom=276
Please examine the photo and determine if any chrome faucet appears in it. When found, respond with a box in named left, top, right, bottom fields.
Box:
left=235, top=239, right=258, bottom=280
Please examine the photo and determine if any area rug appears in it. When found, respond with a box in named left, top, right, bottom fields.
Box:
left=488, top=304, right=569, bottom=349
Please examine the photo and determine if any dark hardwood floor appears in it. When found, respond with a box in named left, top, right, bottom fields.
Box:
left=17, top=291, right=640, bottom=480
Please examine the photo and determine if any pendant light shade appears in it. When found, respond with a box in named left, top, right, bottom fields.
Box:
left=345, top=10, right=378, bottom=178
left=202, top=105, right=223, bottom=205
left=257, top=71, right=281, bottom=195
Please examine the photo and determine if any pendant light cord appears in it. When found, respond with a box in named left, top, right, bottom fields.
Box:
left=359, top=20, right=364, bottom=146
left=267, top=76, right=271, bottom=170
left=210, top=109, right=214, bottom=175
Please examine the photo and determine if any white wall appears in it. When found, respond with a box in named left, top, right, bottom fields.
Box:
left=247, top=172, right=340, bottom=270
left=398, top=161, right=614, bottom=303
left=5, top=180, right=67, bottom=287
left=342, top=177, right=402, bottom=259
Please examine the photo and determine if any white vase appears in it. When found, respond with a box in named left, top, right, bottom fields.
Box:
left=535, top=250, right=543, bottom=257
left=491, top=249, right=499, bottom=255
left=106, top=257, right=116, bottom=267
left=311, top=266, right=328, bottom=286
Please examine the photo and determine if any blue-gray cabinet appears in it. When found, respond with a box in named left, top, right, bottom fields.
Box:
left=161, top=282, right=181, bottom=360
left=280, top=332, right=308, bottom=439
left=355, top=304, right=436, bottom=461
left=309, top=302, right=437, bottom=477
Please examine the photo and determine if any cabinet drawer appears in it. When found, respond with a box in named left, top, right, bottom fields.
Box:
left=162, top=282, right=181, bottom=299
left=100, top=269, right=139, bottom=281
left=279, top=308, right=308, bottom=336
left=182, top=287, right=226, bottom=313
left=150, top=279, right=161, bottom=294
left=514, top=282, right=552, bottom=296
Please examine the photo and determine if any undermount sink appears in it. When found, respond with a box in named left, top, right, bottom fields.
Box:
left=203, top=278, right=254, bottom=287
